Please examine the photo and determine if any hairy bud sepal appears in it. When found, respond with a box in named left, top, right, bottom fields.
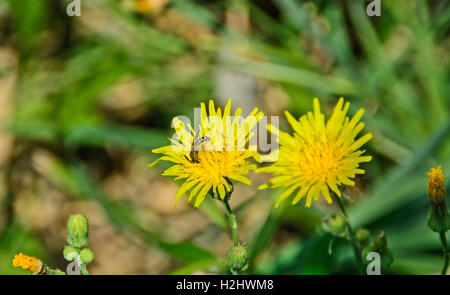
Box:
left=428, top=201, right=450, bottom=233
left=362, top=231, right=394, bottom=270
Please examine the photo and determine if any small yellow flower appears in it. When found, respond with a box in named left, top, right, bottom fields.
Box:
left=257, top=98, right=372, bottom=208
left=150, top=99, right=264, bottom=207
left=427, top=165, right=446, bottom=203
left=12, top=253, right=43, bottom=274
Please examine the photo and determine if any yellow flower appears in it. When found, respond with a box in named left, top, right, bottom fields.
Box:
left=257, top=98, right=372, bottom=208
left=427, top=165, right=446, bottom=203
left=150, top=99, right=264, bottom=207
left=12, top=253, right=43, bottom=274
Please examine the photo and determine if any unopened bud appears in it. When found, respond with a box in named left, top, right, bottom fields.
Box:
left=67, top=214, right=89, bottom=248
left=373, top=231, right=388, bottom=253
left=322, top=214, right=347, bottom=237
left=227, top=244, right=248, bottom=272
left=80, top=248, right=94, bottom=264
left=356, top=228, right=371, bottom=247
left=63, top=245, right=79, bottom=261
left=362, top=231, right=394, bottom=269
left=426, top=166, right=450, bottom=233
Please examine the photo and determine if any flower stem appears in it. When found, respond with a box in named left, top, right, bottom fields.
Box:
left=439, top=232, right=448, bottom=275
left=335, top=195, right=364, bottom=274
left=45, top=266, right=66, bottom=275
left=222, top=198, right=239, bottom=246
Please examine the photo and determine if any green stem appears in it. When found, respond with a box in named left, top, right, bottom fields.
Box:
left=335, top=195, right=364, bottom=274
left=439, top=232, right=448, bottom=275
left=222, top=198, right=239, bottom=246
left=45, top=266, right=66, bottom=275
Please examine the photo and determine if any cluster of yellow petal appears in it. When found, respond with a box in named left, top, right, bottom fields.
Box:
left=12, top=253, right=42, bottom=274
left=150, top=99, right=264, bottom=207
left=257, top=98, right=372, bottom=208
left=427, top=165, right=446, bottom=202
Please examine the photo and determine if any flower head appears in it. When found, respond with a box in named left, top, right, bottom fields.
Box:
left=427, top=165, right=446, bottom=203
left=257, top=98, right=372, bottom=208
left=150, top=99, right=264, bottom=207
left=12, top=253, right=43, bottom=274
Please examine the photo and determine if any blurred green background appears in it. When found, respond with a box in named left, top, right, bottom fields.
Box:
left=0, top=0, right=449, bottom=274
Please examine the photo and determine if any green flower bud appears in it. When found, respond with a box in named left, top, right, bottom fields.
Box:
left=227, top=244, right=248, bottom=272
left=322, top=214, right=347, bottom=237
left=67, top=214, right=89, bottom=248
left=80, top=248, right=94, bottom=264
left=63, top=245, right=79, bottom=261
left=362, top=231, right=394, bottom=269
left=355, top=228, right=371, bottom=247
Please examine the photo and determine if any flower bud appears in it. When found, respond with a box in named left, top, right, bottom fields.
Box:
left=80, top=248, right=94, bottom=264
left=372, top=231, right=388, bottom=253
left=356, top=228, right=371, bottom=247
left=426, top=166, right=450, bottom=233
left=46, top=268, right=66, bottom=275
left=362, top=231, right=394, bottom=269
left=67, top=214, right=89, bottom=248
left=63, top=245, right=79, bottom=261
left=227, top=244, right=248, bottom=272
left=322, top=214, right=347, bottom=237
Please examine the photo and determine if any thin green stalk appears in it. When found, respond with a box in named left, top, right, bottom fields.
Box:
left=44, top=266, right=66, bottom=275
left=439, top=232, right=448, bottom=275
left=222, top=198, right=239, bottom=246
left=335, top=195, right=364, bottom=274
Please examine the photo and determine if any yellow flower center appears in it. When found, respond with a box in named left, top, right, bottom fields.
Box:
left=300, top=139, right=341, bottom=182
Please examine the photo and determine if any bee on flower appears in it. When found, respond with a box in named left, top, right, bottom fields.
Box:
left=257, top=97, right=373, bottom=208
left=149, top=99, right=264, bottom=207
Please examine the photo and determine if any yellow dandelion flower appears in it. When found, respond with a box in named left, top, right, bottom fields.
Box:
left=150, top=99, right=264, bottom=207
left=12, top=253, right=43, bottom=274
left=427, top=165, right=446, bottom=203
left=257, top=97, right=372, bottom=208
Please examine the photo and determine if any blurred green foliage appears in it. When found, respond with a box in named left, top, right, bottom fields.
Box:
left=0, top=0, right=449, bottom=274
